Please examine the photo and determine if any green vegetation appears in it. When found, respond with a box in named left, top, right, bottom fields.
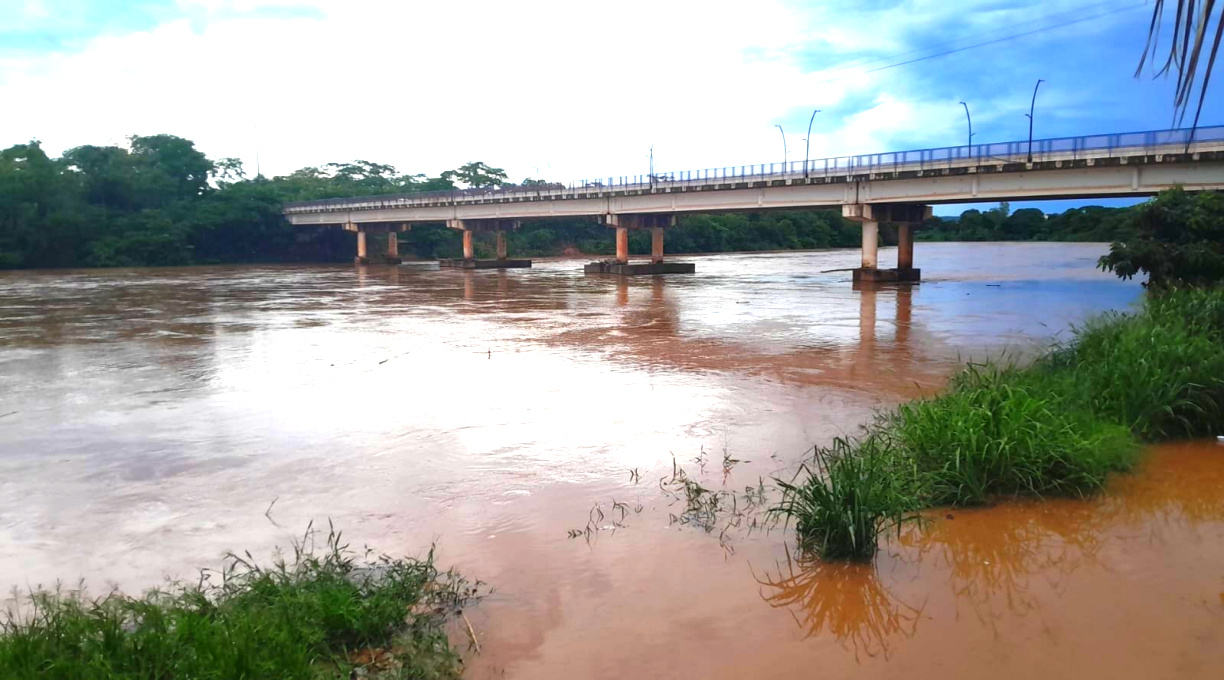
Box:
left=917, top=201, right=1136, bottom=242
left=0, top=526, right=480, bottom=680
left=1099, top=187, right=1224, bottom=287
left=776, top=287, right=1224, bottom=561
left=0, top=134, right=872, bottom=267
left=773, top=439, right=919, bottom=561
left=1, top=133, right=1175, bottom=270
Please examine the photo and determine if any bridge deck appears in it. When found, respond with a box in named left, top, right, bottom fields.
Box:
left=284, top=126, right=1224, bottom=225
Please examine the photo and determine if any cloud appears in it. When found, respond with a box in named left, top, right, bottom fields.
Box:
left=0, top=0, right=1214, bottom=189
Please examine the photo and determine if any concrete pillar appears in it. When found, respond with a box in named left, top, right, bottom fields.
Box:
left=615, top=227, right=629, bottom=265
left=356, top=229, right=367, bottom=260
left=861, top=221, right=879, bottom=269
left=651, top=227, right=664, bottom=264
left=462, top=230, right=474, bottom=260
left=496, top=231, right=507, bottom=260
left=387, top=232, right=399, bottom=258
left=897, top=223, right=913, bottom=270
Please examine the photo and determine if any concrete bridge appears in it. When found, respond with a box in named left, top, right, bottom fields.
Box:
left=283, top=126, right=1224, bottom=279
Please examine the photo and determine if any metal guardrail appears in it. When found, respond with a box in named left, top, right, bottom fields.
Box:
left=284, top=125, right=1224, bottom=214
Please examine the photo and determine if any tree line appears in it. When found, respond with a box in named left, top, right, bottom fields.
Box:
left=0, top=134, right=1179, bottom=269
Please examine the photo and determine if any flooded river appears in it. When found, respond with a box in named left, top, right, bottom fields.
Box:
left=2, top=242, right=1221, bottom=678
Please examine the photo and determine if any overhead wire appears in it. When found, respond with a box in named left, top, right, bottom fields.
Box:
left=812, top=1, right=1149, bottom=85
left=812, top=0, right=1126, bottom=76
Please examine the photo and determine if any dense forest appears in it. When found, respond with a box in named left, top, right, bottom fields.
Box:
left=0, top=134, right=1143, bottom=269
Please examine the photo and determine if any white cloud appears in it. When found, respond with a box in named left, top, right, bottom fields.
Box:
left=0, top=0, right=1162, bottom=184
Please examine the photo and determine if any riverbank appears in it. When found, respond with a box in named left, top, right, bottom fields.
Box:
left=0, top=526, right=478, bottom=680
left=779, top=286, right=1224, bottom=560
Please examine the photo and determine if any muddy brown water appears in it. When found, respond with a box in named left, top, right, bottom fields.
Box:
left=2, top=242, right=1221, bottom=678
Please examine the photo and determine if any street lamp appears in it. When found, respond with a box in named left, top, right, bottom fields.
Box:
left=774, top=124, right=788, bottom=170
left=959, top=101, right=974, bottom=153
left=1025, top=79, right=1044, bottom=163
left=649, top=144, right=654, bottom=189
left=803, top=108, right=821, bottom=178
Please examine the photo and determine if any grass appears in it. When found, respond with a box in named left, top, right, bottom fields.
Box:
left=775, top=287, right=1224, bottom=561
left=773, top=438, right=919, bottom=561
left=0, top=523, right=480, bottom=680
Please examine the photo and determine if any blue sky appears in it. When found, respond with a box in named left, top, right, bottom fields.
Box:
left=1, top=0, right=1217, bottom=215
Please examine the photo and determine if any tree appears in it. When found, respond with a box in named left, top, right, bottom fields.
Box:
left=441, top=161, right=508, bottom=188
left=212, top=158, right=247, bottom=185
left=128, top=134, right=214, bottom=204
left=1099, top=188, right=1224, bottom=287
left=1002, top=208, right=1045, bottom=240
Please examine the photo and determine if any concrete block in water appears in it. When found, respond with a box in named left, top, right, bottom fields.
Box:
left=439, top=259, right=532, bottom=269
left=583, top=261, right=696, bottom=275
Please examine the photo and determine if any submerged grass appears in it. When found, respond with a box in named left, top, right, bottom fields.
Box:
left=0, top=523, right=480, bottom=680
left=775, top=287, right=1224, bottom=561
left=773, top=438, right=920, bottom=561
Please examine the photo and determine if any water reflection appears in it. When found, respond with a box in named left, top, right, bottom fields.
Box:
left=759, top=443, right=1224, bottom=653
left=756, top=547, right=924, bottom=659
left=899, top=503, right=1108, bottom=631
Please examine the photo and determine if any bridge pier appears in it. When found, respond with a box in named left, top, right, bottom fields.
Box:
left=386, top=231, right=401, bottom=264
left=842, top=204, right=928, bottom=283
left=585, top=214, right=695, bottom=275
left=346, top=222, right=408, bottom=265
left=441, top=219, right=531, bottom=269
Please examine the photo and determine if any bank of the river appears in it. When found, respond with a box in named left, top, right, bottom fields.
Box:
left=5, top=244, right=1223, bottom=678
left=0, top=528, right=478, bottom=679
left=777, top=286, right=1224, bottom=560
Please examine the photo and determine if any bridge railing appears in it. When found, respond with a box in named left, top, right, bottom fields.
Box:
left=283, top=125, right=1224, bottom=213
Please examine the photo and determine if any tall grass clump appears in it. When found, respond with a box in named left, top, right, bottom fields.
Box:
left=773, top=438, right=919, bottom=561
left=1045, top=287, right=1224, bottom=439
left=0, top=524, right=480, bottom=680
left=887, top=363, right=1138, bottom=506
left=776, top=287, right=1224, bottom=562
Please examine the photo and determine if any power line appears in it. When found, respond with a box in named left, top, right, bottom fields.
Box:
left=813, top=1, right=1148, bottom=85
left=814, top=0, right=1125, bottom=77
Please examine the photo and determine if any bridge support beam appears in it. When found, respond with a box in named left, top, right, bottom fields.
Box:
left=860, top=220, right=878, bottom=269
left=462, top=230, right=474, bottom=259
left=586, top=213, right=694, bottom=275
left=441, top=219, right=531, bottom=269
left=496, top=231, right=508, bottom=260
left=842, top=204, right=929, bottom=283
left=615, top=227, right=629, bottom=264
left=386, top=232, right=401, bottom=265
left=897, top=223, right=914, bottom=271
left=346, top=222, right=408, bottom=265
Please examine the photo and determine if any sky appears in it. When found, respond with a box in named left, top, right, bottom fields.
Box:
left=2, top=0, right=1219, bottom=215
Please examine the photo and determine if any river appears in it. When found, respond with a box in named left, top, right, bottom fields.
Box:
left=2, top=242, right=1221, bottom=678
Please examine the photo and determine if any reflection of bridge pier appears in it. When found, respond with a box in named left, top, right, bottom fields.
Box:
left=441, top=219, right=532, bottom=269
left=854, top=280, right=915, bottom=346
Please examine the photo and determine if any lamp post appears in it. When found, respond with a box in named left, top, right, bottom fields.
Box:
left=959, top=101, right=974, bottom=154
left=774, top=124, right=788, bottom=171
left=1025, top=79, right=1044, bottom=163
left=649, top=144, right=654, bottom=189
left=803, top=108, right=821, bottom=178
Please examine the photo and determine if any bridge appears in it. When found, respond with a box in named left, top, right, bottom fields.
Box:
left=283, top=126, right=1224, bottom=279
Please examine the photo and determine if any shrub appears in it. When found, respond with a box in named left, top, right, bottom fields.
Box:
left=0, top=525, right=479, bottom=680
